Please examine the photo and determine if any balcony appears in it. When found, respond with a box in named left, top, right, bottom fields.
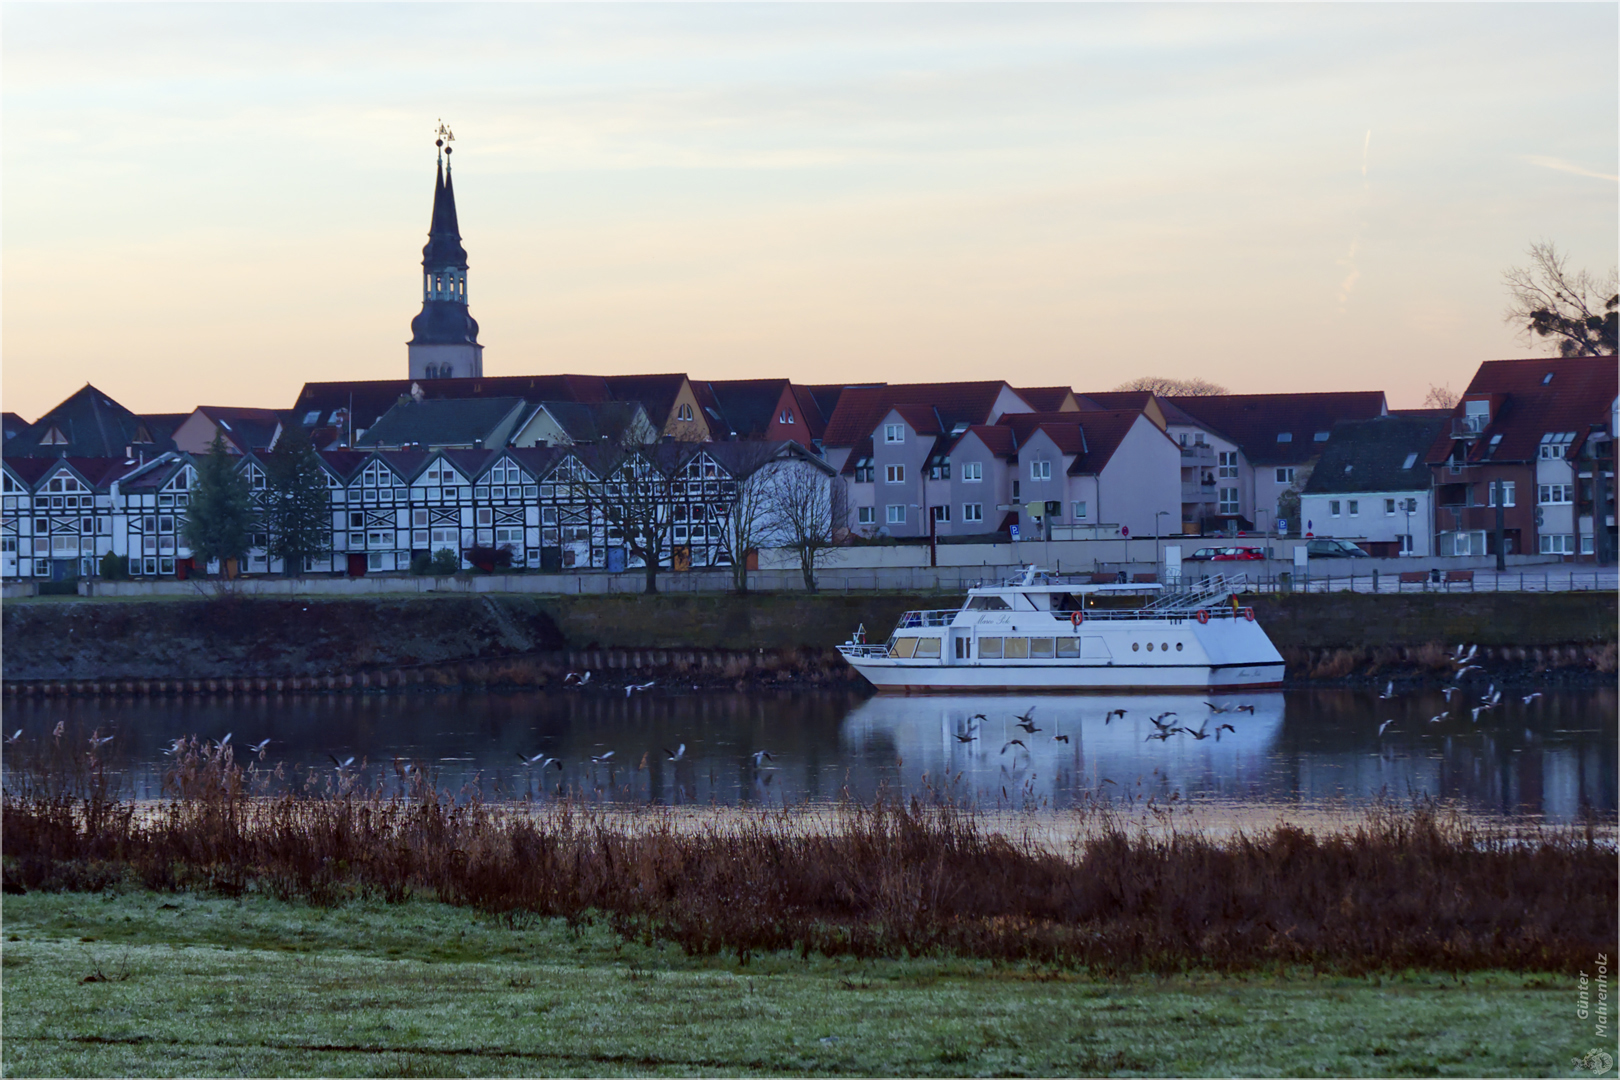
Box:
left=1179, top=445, right=1215, bottom=463
left=1181, top=481, right=1216, bottom=501
left=1451, top=414, right=1489, bottom=439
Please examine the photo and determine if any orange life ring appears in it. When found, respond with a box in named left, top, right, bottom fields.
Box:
left=1195, top=609, right=1210, bottom=625
left=1070, top=610, right=1083, bottom=628
left=1243, top=607, right=1256, bottom=622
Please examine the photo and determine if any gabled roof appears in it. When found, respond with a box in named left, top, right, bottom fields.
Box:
left=119, top=454, right=190, bottom=491
left=1070, top=411, right=1160, bottom=475
left=788, top=384, right=830, bottom=440
left=1304, top=415, right=1447, bottom=495
left=316, top=450, right=371, bottom=482
left=5, top=384, right=175, bottom=459
left=1014, top=387, right=1079, bottom=412
left=705, top=439, right=836, bottom=478
left=696, top=379, right=793, bottom=438
left=1, top=457, right=55, bottom=485
left=357, top=397, right=526, bottom=450
left=535, top=400, right=647, bottom=444
left=502, top=445, right=573, bottom=481
left=1423, top=356, right=1619, bottom=466
left=839, top=436, right=875, bottom=476
left=956, top=425, right=1018, bottom=458
left=372, top=449, right=433, bottom=483
left=2, top=412, right=28, bottom=440
left=1165, top=391, right=1389, bottom=465
left=53, top=457, right=140, bottom=489
left=1078, top=390, right=1152, bottom=413
left=194, top=406, right=283, bottom=454
left=999, top=412, right=1088, bottom=455
left=136, top=413, right=189, bottom=445
left=824, top=381, right=1022, bottom=448
left=291, top=375, right=614, bottom=433
left=800, top=384, right=868, bottom=430
left=439, top=447, right=500, bottom=479
left=889, top=404, right=944, bottom=435
left=602, top=374, right=692, bottom=428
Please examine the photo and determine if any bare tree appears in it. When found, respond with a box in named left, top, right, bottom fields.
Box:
left=586, top=442, right=682, bottom=594
left=1111, top=376, right=1229, bottom=396
left=1422, top=383, right=1459, bottom=410
left=1503, top=241, right=1618, bottom=357
left=761, top=461, right=845, bottom=592
left=707, top=442, right=782, bottom=594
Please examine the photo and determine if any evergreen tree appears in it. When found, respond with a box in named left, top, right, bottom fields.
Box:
left=263, top=423, right=331, bottom=575
left=181, top=432, right=254, bottom=572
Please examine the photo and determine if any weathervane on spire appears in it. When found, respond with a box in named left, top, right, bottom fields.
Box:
left=435, top=120, right=455, bottom=160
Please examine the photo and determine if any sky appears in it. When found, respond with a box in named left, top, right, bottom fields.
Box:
left=3, top=3, right=1616, bottom=422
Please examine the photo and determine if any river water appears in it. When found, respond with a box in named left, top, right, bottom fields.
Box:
left=4, top=686, right=1614, bottom=824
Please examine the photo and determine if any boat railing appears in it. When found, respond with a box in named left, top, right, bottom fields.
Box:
left=893, top=609, right=959, bottom=629
left=837, top=643, right=891, bottom=658
left=1143, top=572, right=1249, bottom=611
left=1053, top=602, right=1255, bottom=623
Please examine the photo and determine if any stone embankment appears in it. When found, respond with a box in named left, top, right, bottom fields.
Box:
left=2, top=590, right=1613, bottom=695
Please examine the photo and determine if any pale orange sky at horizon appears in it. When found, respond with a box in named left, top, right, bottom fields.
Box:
left=4, top=4, right=1616, bottom=423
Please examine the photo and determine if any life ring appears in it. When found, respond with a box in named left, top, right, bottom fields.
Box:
left=1070, top=610, right=1083, bottom=628
left=1243, top=607, right=1256, bottom=622
left=1195, top=609, right=1210, bottom=625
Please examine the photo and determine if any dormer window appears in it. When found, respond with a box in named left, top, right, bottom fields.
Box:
left=41, top=425, right=68, bottom=446
left=1542, top=372, right=1554, bottom=385
left=303, top=411, right=321, bottom=426
left=884, top=424, right=904, bottom=444
left=1401, top=452, right=1418, bottom=470
left=1276, top=432, right=1292, bottom=443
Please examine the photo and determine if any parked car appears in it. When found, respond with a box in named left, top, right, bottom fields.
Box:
left=1213, top=546, right=1266, bottom=561
left=1307, top=539, right=1370, bottom=558
left=1185, top=547, right=1223, bottom=561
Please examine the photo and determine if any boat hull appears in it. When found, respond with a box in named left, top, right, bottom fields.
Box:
left=842, top=659, right=1285, bottom=694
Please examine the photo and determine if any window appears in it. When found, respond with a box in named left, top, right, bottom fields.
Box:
left=1276, top=433, right=1292, bottom=443
left=977, top=637, right=1003, bottom=659
left=853, top=458, right=874, bottom=483
left=1004, top=637, right=1030, bottom=659
left=1065, top=501, right=1084, bottom=520
left=1401, top=452, right=1419, bottom=470
left=1347, top=500, right=1359, bottom=516
left=962, top=502, right=983, bottom=522
left=885, top=464, right=905, bottom=484
left=931, top=505, right=950, bottom=523
left=858, top=507, right=875, bottom=525
left=1218, top=451, right=1238, bottom=479
left=884, top=424, right=904, bottom=444
left=913, top=638, right=941, bottom=659
left=1012, top=480, right=1020, bottom=500
left=476, top=507, right=493, bottom=526
left=1314, top=431, right=1330, bottom=442
left=1385, top=499, right=1396, bottom=515
left=960, top=461, right=983, bottom=482
left=1540, top=534, right=1576, bottom=555
left=1030, top=460, right=1051, bottom=481
left=1275, top=467, right=1295, bottom=485
left=928, top=458, right=951, bottom=480
left=1539, top=484, right=1573, bottom=504
left=1219, top=488, right=1239, bottom=515
left=1330, top=500, right=1341, bottom=517
left=1486, top=481, right=1516, bottom=507
left=886, top=505, right=905, bottom=524
left=1582, top=535, right=1595, bottom=555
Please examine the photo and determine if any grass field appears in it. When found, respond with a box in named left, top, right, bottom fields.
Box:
left=0, top=891, right=1593, bottom=1078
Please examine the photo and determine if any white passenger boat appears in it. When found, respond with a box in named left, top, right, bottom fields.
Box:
left=836, top=566, right=1285, bottom=693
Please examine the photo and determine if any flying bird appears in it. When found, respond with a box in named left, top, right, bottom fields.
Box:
left=1377, top=680, right=1397, bottom=701
left=1521, top=692, right=1543, bottom=705
left=590, top=751, right=615, bottom=765
left=4, top=729, right=21, bottom=745
left=1015, top=717, right=1042, bottom=734
left=1001, top=739, right=1028, bottom=754
left=1214, top=724, right=1236, bottom=742
left=162, top=737, right=188, bottom=756
left=1378, top=719, right=1397, bottom=737
left=1104, top=709, right=1126, bottom=724
left=663, top=743, right=686, bottom=762
left=1234, top=704, right=1256, bottom=715
left=626, top=681, right=656, bottom=698
left=751, top=750, right=774, bottom=767
left=213, top=733, right=232, bottom=752
left=953, top=732, right=977, bottom=744
left=88, top=731, right=115, bottom=750
left=517, top=751, right=562, bottom=770
left=1442, top=686, right=1460, bottom=702
left=1014, top=706, right=1037, bottom=725
left=1185, top=721, right=1213, bottom=741
left=1427, top=713, right=1448, bottom=725
left=246, top=738, right=273, bottom=756
left=329, top=754, right=357, bottom=773
left=1053, top=734, right=1071, bottom=744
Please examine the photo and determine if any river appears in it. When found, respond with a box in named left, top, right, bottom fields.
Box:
left=2, top=686, right=1613, bottom=823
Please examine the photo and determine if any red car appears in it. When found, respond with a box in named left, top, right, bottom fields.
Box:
left=1212, top=546, right=1266, bottom=561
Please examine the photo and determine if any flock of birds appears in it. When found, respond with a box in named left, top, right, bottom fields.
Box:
left=1375, top=643, right=1543, bottom=738
left=951, top=702, right=1259, bottom=759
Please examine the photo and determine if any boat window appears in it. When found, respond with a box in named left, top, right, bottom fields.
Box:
left=966, top=595, right=1010, bottom=611
left=1029, top=637, right=1055, bottom=659
left=888, top=637, right=919, bottom=659
left=914, top=637, right=941, bottom=658
left=978, top=637, right=1003, bottom=659
left=1021, top=593, right=1050, bottom=610
left=1004, top=637, right=1030, bottom=659
left=1056, top=638, right=1080, bottom=658
left=1176, top=642, right=1184, bottom=651
left=1052, top=593, right=1081, bottom=612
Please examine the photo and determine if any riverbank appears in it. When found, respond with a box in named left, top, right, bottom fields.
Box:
left=0, top=890, right=1584, bottom=1078
left=2, top=590, right=1613, bottom=691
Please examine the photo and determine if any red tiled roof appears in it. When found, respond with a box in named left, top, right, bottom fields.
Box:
left=823, top=381, right=1021, bottom=447
left=1014, top=387, right=1077, bottom=412
left=1423, top=356, right=1619, bottom=466
left=957, top=425, right=1017, bottom=458
left=1068, top=411, right=1165, bottom=475
left=788, top=384, right=829, bottom=439
left=1165, top=391, right=1388, bottom=465
left=839, top=436, right=875, bottom=476
left=890, top=404, right=944, bottom=434
left=1077, top=390, right=1154, bottom=413
left=315, top=449, right=372, bottom=481
left=999, top=412, right=1088, bottom=455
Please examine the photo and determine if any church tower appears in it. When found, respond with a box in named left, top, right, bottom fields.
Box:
left=408, top=126, right=483, bottom=380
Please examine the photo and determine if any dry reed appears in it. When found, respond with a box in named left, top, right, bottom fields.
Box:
left=3, top=743, right=1614, bottom=974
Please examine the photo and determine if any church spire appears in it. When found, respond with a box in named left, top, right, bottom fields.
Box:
left=408, top=123, right=483, bottom=380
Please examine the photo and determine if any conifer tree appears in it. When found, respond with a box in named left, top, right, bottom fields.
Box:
left=263, top=423, right=331, bottom=575
left=181, top=432, right=254, bottom=572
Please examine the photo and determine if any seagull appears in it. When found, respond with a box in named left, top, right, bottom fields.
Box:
left=1470, top=705, right=1490, bottom=723
left=51, top=722, right=65, bottom=741
left=1521, top=692, right=1543, bottom=705
left=516, top=751, right=561, bottom=770
left=1214, top=723, right=1237, bottom=742
left=329, top=754, right=357, bottom=773
left=1453, top=643, right=1478, bottom=664
left=1104, top=709, right=1126, bottom=724
left=1377, top=680, right=1397, bottom=701
left=750, top=750, right=774, bottom=767
left=590, top=751, right=615, bottom=765
left=663, top=743, right=686, bottom=762
left=87, top=731, right=115, bottom=750
left=1053, top=734, right=1071, bottom=744
left=1234, top=704, right=1256, bottom=715
left=246, top=738, right=273, bottom=756
left=393, top=756, right=426, bottom=777
left=625, top=681, right=656, bottom=698
left=562, top=670, right=592, bottom=687
left=1378, top=719, right=1397, bottom=737
left=4, top=729, right=21, bottom=745
left=1442, top=686, right=1460, bottom=702
left=1456, top=664, right=1483, bottom=678
left=1427, top=713, right=1448, bottom=725
left=162, top=737, right=188, bottom=756
left=213, top=733, right=232, bottom=752
left=1001, top=739, right=1028, bottom=754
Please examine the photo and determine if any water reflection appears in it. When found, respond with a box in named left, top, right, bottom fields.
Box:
left=1, top=686, right=1612, bottom=821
